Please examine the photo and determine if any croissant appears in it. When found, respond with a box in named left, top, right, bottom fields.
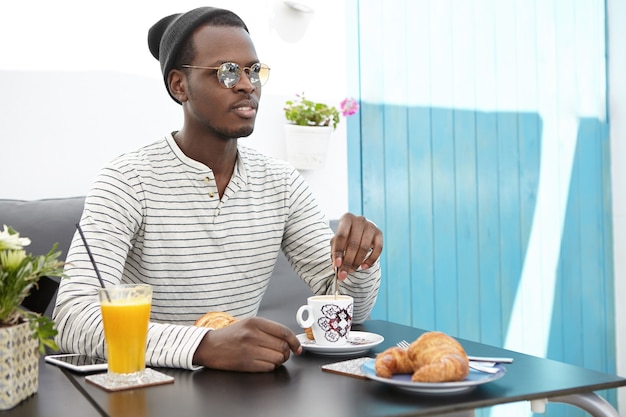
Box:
left=194, top=311, right=239, bottom=329
left=304, top=327, right=315, bottom=340
left=374, top=331, right=469, bottom=383
left=407, top=331, right=469, bottom=382
left=374, top=347, right=415, bottom=378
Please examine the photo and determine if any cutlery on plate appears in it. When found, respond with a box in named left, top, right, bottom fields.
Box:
left=396, top=340, right=513, bottom=363
left=467, top=361, right=501, bottom=374
left=467, top=355, right=514, bottom=364
left=396, top=340, right=411, bottom=350
left=396, top=340, right=508, bottom=374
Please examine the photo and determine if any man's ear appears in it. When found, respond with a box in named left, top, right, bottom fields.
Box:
left=168, top=69, right=188, bottom=103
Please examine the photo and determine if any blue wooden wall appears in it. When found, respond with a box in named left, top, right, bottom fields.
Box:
left=347, top=1, right=614, bottom=416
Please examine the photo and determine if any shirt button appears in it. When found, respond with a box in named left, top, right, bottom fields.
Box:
left=204, top=177, right=211, bottom=183
left=209, top=192, right=215, bottom=198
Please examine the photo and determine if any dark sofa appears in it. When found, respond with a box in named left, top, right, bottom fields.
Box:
left=0, top=197, right=325, bottom=332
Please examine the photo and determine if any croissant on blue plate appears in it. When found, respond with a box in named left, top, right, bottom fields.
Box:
left=374, top=331, right=469, bottom=382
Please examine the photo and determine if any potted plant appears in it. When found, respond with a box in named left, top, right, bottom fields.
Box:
left=0, top=225, right=65, bottom=410
left=283, top=93, right=359, bottom=170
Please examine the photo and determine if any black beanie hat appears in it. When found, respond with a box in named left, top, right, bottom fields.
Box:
left=147, top=7, right=249, bottom=103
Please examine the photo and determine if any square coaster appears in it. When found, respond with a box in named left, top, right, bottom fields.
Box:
left=85, top=368, right=175, bottom=392
left=321, top=356, right=371, bottom=379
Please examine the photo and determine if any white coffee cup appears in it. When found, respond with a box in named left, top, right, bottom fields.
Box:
left=295, top=295, right=353, bottom=346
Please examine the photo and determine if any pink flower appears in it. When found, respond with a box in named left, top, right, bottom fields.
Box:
left=340, top=97, right=359, bottom=117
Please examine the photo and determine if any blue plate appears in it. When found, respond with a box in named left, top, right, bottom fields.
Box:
left=361, top=358, right=506, bottom=393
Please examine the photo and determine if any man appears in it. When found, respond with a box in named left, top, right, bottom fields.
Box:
left=53, top=6, right=382, bottom=372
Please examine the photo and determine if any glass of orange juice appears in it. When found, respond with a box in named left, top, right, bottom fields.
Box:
left=98, top=284, right=152, bottom=385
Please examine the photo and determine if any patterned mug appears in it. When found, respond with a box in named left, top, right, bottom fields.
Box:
left=296, top=295, right=353, bottom=346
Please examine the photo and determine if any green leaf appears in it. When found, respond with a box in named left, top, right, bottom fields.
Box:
left=283, top=93, right=340, bottom=130
left=24, top=311, right=59, bottom=354
left=1, top=231, right=66, bottom=354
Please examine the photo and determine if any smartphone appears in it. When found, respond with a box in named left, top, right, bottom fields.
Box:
left=45, top=354, right=108, bottom=373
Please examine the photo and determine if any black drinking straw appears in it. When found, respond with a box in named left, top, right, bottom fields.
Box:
left=76, top=224, right=110, bottom=301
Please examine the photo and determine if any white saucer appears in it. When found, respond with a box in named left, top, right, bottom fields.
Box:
left=297, top=331, right=384, bottom=356
left=361, top=358, right=506, bottom=394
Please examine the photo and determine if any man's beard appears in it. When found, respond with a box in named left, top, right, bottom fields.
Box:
left=203, top=119, right=254, bottom=140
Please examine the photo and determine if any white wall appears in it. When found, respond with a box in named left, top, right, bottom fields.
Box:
left=0, top=0, right=350, bottom=220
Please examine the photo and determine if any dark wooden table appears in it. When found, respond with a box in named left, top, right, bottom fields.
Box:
left=5, top=320, right=625, bottom=417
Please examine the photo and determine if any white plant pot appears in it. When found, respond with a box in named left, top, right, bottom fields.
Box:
left=284, top=124, right=333, bottom=170
left=0, top=321, right=38, bottom=410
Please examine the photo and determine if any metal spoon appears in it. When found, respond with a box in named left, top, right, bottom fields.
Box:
left=334, top=266, right=339, bottom=299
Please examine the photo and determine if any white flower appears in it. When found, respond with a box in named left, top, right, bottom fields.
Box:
left=0, top=225, right=31, bottom=251
left=0, top=249, right=27, bottom=271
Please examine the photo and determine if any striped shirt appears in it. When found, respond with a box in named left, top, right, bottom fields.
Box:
left=53, top=134, right=381, bottom=369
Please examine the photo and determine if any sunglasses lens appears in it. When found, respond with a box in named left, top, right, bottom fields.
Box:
left=214, top=63, right=270, bottom=88
left=217, top=63, right=241, bottom=88
left=253, top=63, right=270, bottom=86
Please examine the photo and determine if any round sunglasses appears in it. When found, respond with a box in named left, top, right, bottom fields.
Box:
left=182, top=62, right=270, bottom=88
